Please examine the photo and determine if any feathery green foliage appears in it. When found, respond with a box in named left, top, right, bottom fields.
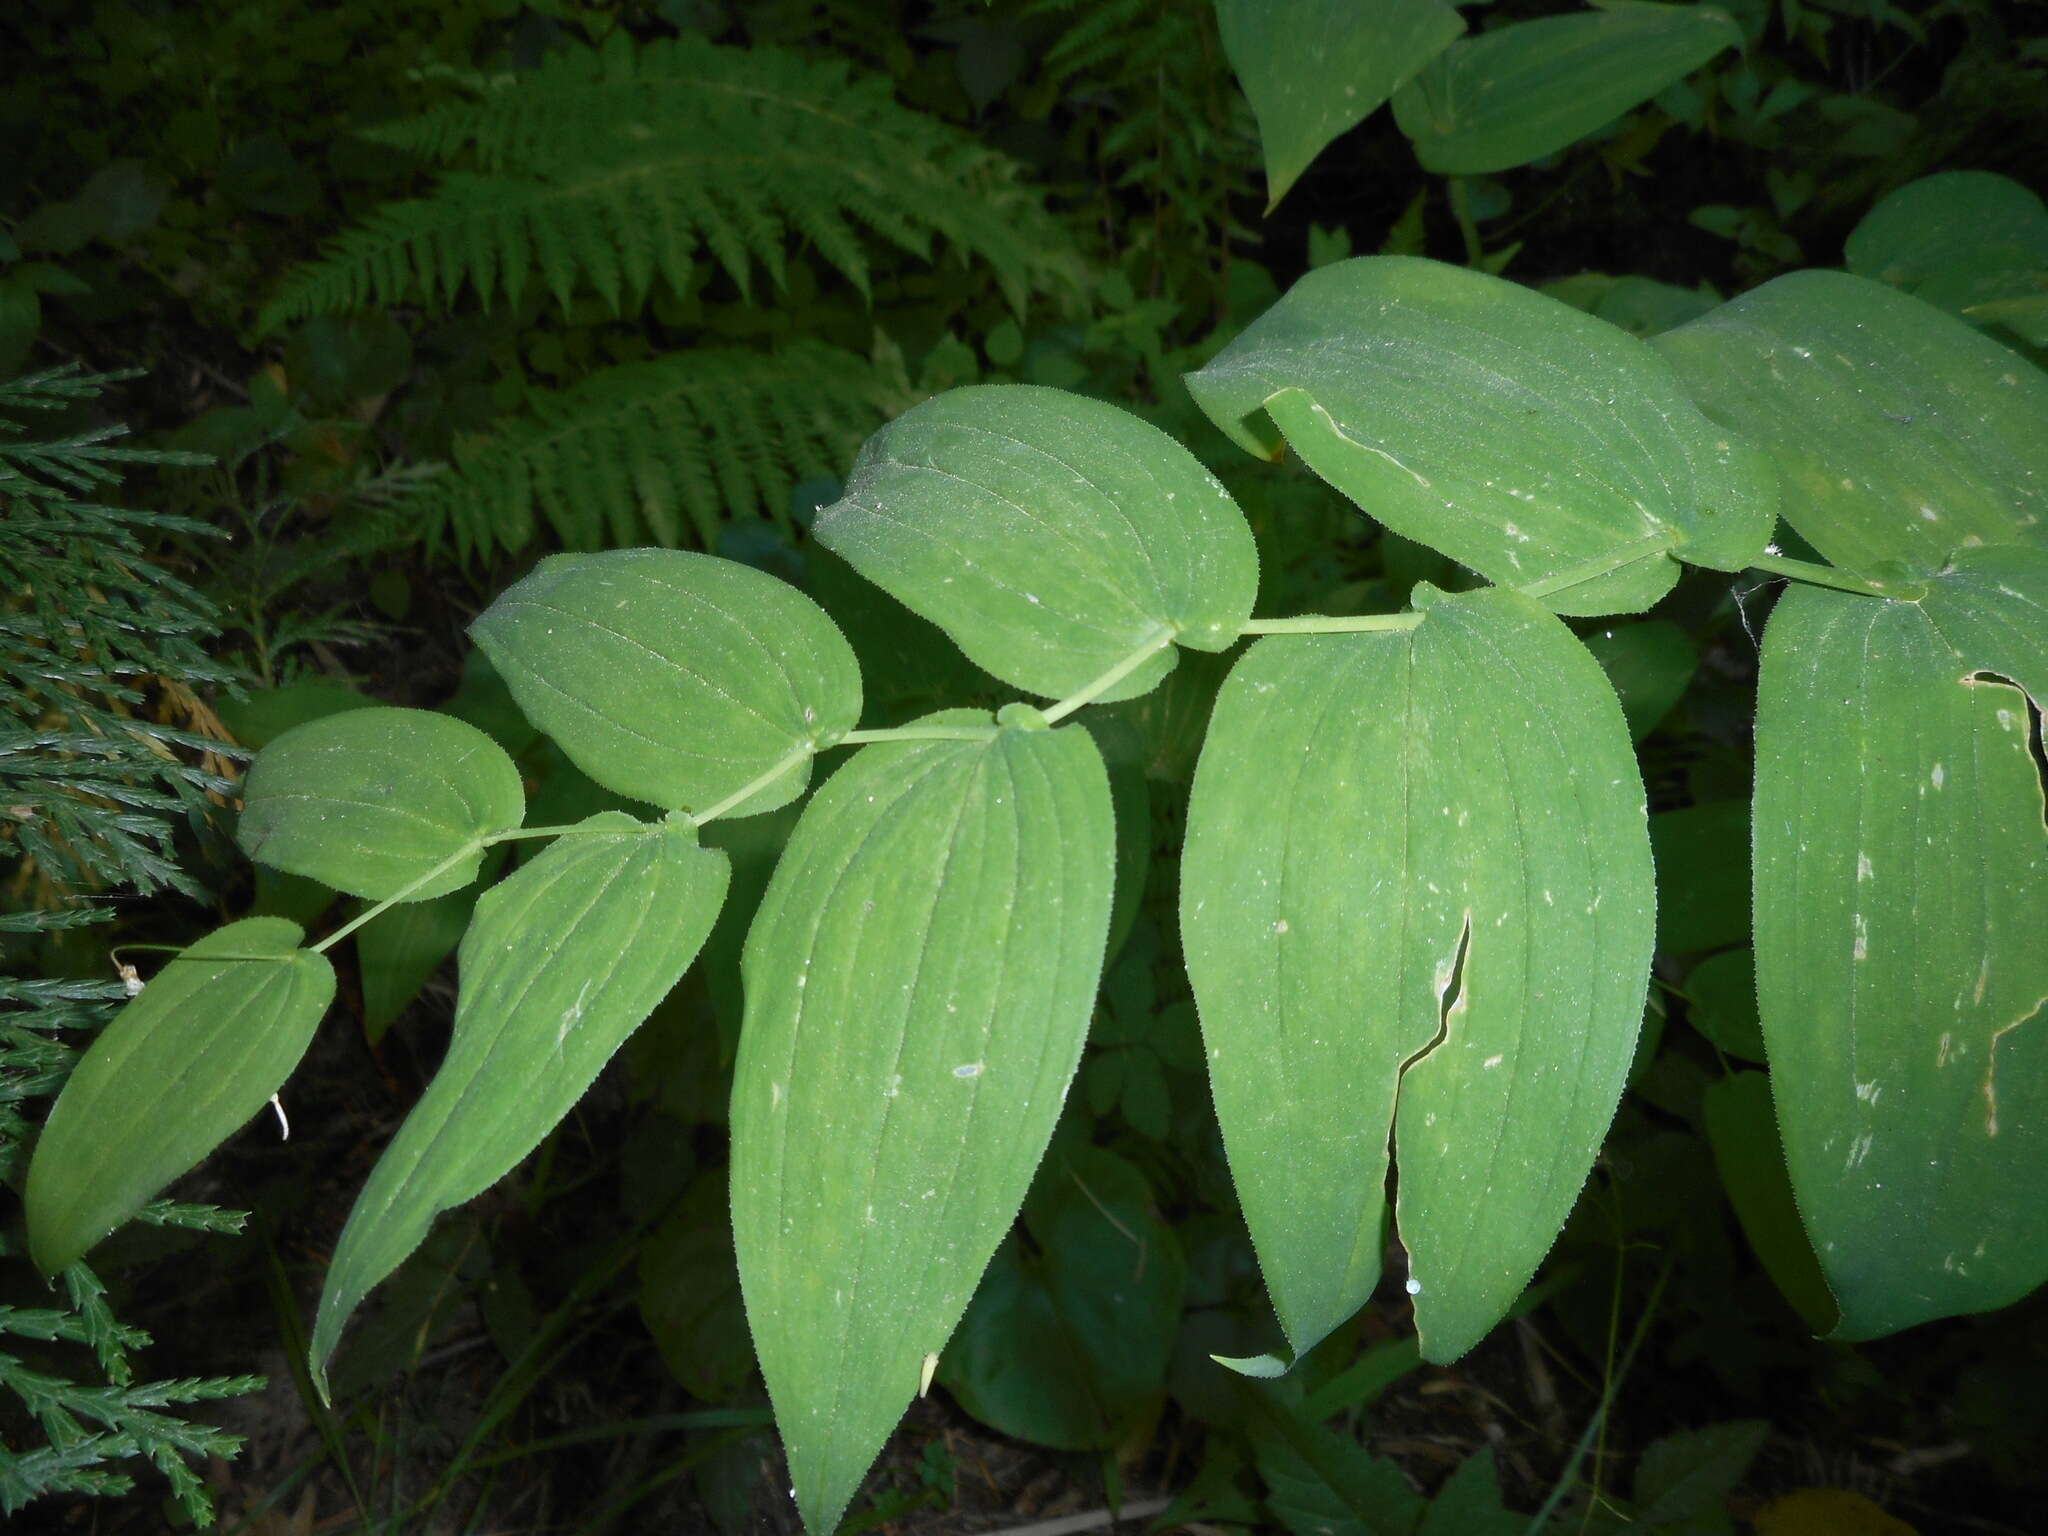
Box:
left=0, top=366, right=239, bottom=899
left=259, top=32, right=1087, bottom=332
left=419, top=341, right=891, bottom=561
left=1, top=366, right=257, bottom=1525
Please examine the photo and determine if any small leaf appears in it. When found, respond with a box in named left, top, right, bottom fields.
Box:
left=237, top=707, right=524, bottom=902
left=1217, top=0, right=1464, bottom=208
left=1583, top=618, right=1697, bottom=741
left=1753, top=572, right=2047, bottom=1338
left=354, top=879, right=486, bottom=1045
left=1417, top=1447, right=1523, bottom=1536
left=731, top=710, right=1113, bottom=1535
left=471, top=548, right=862, bottom=816
left=1844, top=171, right=2048, bottom=343
left=27, top=919, right=335, bottom=1274
left=310, top=813, right=727, bottom=1395
left=1632, top=1419, right=1770, bottom=1525
left=1186, top=257, right=1777, bottom=616
left=815, top=386, right=1259, bottom=702
left=216, top=677, right=375, bottom=751
left=1181, top=586, right=1655, bottom=1364
left=1650, top=800, right=1751, bottom=955
left=1656, top=271, right=2048, bottom=577
left=939, top=1147, right=1185, bottom=1450
left=1685, top=949, right=1766, bottom=1064
left=1702, top=1072, right=1838, bottom=1332
left=1390, top=2, right=1742, bottom=176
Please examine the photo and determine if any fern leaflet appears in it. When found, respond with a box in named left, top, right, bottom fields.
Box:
left=262, top=34, right=1086, bottom=331
left=408, top=340, right=889, bottom=562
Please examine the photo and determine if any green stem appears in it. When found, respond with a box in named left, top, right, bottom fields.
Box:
left=1239, top=611, right=1424, bottom=635
left=308, top=823, right=617, bottom=955
left=1515, top=533, right=1675, bottom=601
left=688, top=743, right=814, bottom=826
left=1447, top=177, right=1483, bottom=267
left=1749, top=551, right=1921, bottom=600
left=1042, top=626, right=1176, bottom=724
left=836, top=725, right=1001, bottom=747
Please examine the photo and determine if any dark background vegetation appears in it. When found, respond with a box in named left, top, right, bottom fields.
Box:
left=3, top=1, right=2046, bottom=1531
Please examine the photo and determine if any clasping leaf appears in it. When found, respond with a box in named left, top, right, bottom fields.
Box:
left=471, top=548, right=862, bottom=816
left=237, top=707, right=525, bottom=901
left=815, top=386, right=1259, bottom=702
left=1187, top=256, right=1778, bottom=614
left=27, top=918, right=335, bottom=1274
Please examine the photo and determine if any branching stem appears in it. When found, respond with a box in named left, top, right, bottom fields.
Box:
left=688, top=744, right=814, bottom=826
left=1514, top=533, right=1675, bottom=601
left=1239, top=612, right=1424, bottom=635
left=1749, top=551, right=1923, bottom=600
left=836, top=725, right=1001, bottom=746
left=309, top=822, right=631, bottom=955
left=1043, top=626, right=1176, bottom=724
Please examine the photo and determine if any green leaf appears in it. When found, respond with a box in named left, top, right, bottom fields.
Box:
left=638, top=1172, right=753, bottom=1403
left=1217, top=0, right=1464, bottom=209
left=26, top=919, right=335, bottom=1274
left=1632, top=1419, right=1769, bottom=1525
left=1185, top=257, right=1777, bottom=616
left=1656, top=271, right=2048, bottom=577
left=815, top=386, right=1259, bottom=702
left=938, top=1147, right=1185, bottom=1450
left=1844, top=172, right=2048, bottom=345
left=215, top=677, right=375, bottom=751
left=309, top=813, right=727, bottom=1396
left=1417, top=1447, right=1523, bottom=1536
left=1685, top=950, right=1766, bottom=1064
left=1702, top=1072, right=1838, bottom=1332
left=471, top=548, right=862, bottom=817
left=1650, top=800, right=1751, bottom=955
left=1583, top=618, right=1697, bottom=741
left=1390, top=1, right=1742, bottom=176
left=1753, top=568, right=2048, bottom=1339
left=1181, top=585, right=1655, bottom=1364
left=730, top=710, right=1114, bottom=1535
left=237, top=707, right=525, bottom=902
left=354, top=880, right=485, bottom=1045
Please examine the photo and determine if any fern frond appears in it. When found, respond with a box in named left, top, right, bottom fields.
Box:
left=407, top=341, right=888, bottom=563
left=263, top=35, right=1087, bottom=332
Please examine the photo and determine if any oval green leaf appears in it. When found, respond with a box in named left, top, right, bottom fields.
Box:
left=1754, top=571, right=2047, bottom=1339
left=814, top=386, right=1259, bottom=703
left=26, top=918, right=335, bottom=1274
left=1218, top=0, right=1464, bottom=209
left=237, top=707, right=524, bottom=902
left=731, top=710, right=1114, bottom=1535
left=309, top=812, right=728, bottom=1396
left=1185, top=257, right=1777, bottom=615
left=1656, top=271, right=2048, bottom=578
left=1181, top=585, right=1655, bottom=1364
left=1389, top=1, right=1741, bottom=176
left=1845, top=171, right=2048, bottom=346
left=470, top=548, right=862, bottom=817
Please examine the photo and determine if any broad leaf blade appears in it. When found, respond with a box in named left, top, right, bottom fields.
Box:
left=814, top=386, right=1259, bottom=701
left=1186, top=257, right=1776, bottom=616
left=1754, top=578, right=2047, bottom=1338
left=310, top=812, right=728, bottom=1394
left=731, top=711, right=1114, bottom=1534
left=471, top=548, right=862, bottom=816
left=1217, top=0, right=1463, bottom=208
left=1390, top=1, right=1741, bottom=176
left=1656, top=271, right=2048, bottom=576
left=1845, top=171, right=2048, bottom=345
left=27, top=918, right=334, bottom=1274
left=938, top=1146, right=1185, bottom=1450
left=1182, top=586, right=1654, bottom=1363
left=238, top=707, right=524, bottom=901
